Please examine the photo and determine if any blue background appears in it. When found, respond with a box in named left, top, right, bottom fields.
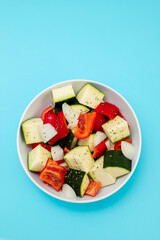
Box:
left=0, top=0, right=160, bottom=239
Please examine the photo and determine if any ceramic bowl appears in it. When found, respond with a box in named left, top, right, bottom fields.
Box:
left=17, top=79, right=141, bottom=203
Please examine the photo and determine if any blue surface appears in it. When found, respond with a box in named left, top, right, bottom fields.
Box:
left=0, top=0, right=160, bottom=239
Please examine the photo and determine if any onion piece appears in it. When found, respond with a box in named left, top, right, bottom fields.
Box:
left=51, top=145, right=64, bottom=161
left=62, top=103, right=79, bottom=129
left=94, top=131, right=107, bottom=147
left=40, top=123, right=57, bottom=143
left=62, top=184, right=77, bottom=199
left=105, top=139, right=115, bottom=150
left=121, top=141, right=135, bottom=160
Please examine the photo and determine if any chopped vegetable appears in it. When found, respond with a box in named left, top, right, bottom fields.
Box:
left=103, top=150, right=132, bottom=177
left=95, top=102, right=119, bottom=120
left=121, top=141, right=135, bottom=160
left=56, top=159, right=65, bottom=164
left=92, top=141, right=107, bottom=158
left=94, top=112, right=107, bottom=132
left=114, top=138, right=132, bottom=151
left=40, top=123, right=58, bottom=143
left=76, top=83, right=105, bottom=109
left=85, top=181, right=101, bottom=197
left=51, top=145, right=64, bottom=161
left=102, top=116, right=130, bottom=143
left=94, top=131, right=107, bottom=147
left=62, top=184, right=77, bottom=199
left=39, top=158, right=66, bottom=191
left=41, top=106, right=53, bottom=121
left=64, top=168, right=90, bottom=197
left=78, top=134, right=95, bottom=152
left=62, top=103, right=79, bottom=129
left=105, top=139, right=115, bottom=150
left=74, top=112, right=97, bottom=139
left=28, top=145, right=51, bottom=172
left=48, top=111, right=69, bottom=145
left=64, top=146, right=70, bottom=154
left=31, top=143, right=51, bottom=152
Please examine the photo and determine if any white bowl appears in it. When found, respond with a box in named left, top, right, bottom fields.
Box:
left=17, top=79, right=141, bottom=203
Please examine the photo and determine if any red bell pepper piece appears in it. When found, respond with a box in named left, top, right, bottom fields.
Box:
left=41, top=106, right=53, bottom=121
left=62, top=166, right=69, bottom=172
left=94, top=112, right=107, bottom=132
left=56, top=159, right=65, bottom=164
left=74, top=112, right=97, bottom=139
left=39, top=158, right=67, bottom=192
left=114, top=138, right=132, bottom=151
left=92, top=140, right=107, bottom=158
left=95, top=102, right=119, bottom=120
left=31, top=143, right=51, bottom=152
left=64, top=146, right=70, bottom=155
left=85, top=181, right=101, bottom=197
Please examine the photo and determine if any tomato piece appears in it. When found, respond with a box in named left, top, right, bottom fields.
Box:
left=41, top=106, right=53, bottom=121
left=39, top=158, right=66, bottom=192
left=92, top=141, right=107, bottom=158
left=114, top=138, right=132, bottom=151
left=43, top=109, right=57, bottom=127
left=74, top=112, right=97, bottom=139
left=48, top=111, right=69, bottom=145
left=94, top=112, right=107, bottom=132
left=64, top=146, right=70, bottom=154
left=85, top=181, right=101, bottom=197
left=95, top=102, right=119, bottom=120
left=31, top=143, right=51, bottom=152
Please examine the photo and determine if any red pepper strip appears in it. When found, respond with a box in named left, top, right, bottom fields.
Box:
left=74, top=112, right=97, bottom=139
left=47, top=111, right=69, bottom=145
left=56, top=159, right=65, bottom=164
left=95, top=102, right=119, bottom=120
left=41, top=106, right=53, bottom=121
left=64, top=146, right=70, bottom=155
left=114, top=138, right=132, bottom=151
left=39, top=158, right=66, bottom=192
left=94, top=112, right=107, bottom=132
left=92, top=141, right=107, bottom=158
left=85, top=181, right=102, bottom=197
left=31, top=143, right=51, bottom=152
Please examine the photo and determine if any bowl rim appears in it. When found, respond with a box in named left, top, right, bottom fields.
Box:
left=17, top=79, right=142, bottom=203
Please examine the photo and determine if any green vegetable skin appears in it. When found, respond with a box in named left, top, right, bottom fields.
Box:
left=89, top=156, right=116, bottom=187
left=66, top=130, right=78, bottom=149
left=103, top=150, right=132, bottom=177
left=65, top=169, right=90, bottom=197
left=70, top=104, right=90, bottom=114
left=52, top=85, right=76, bottom=108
